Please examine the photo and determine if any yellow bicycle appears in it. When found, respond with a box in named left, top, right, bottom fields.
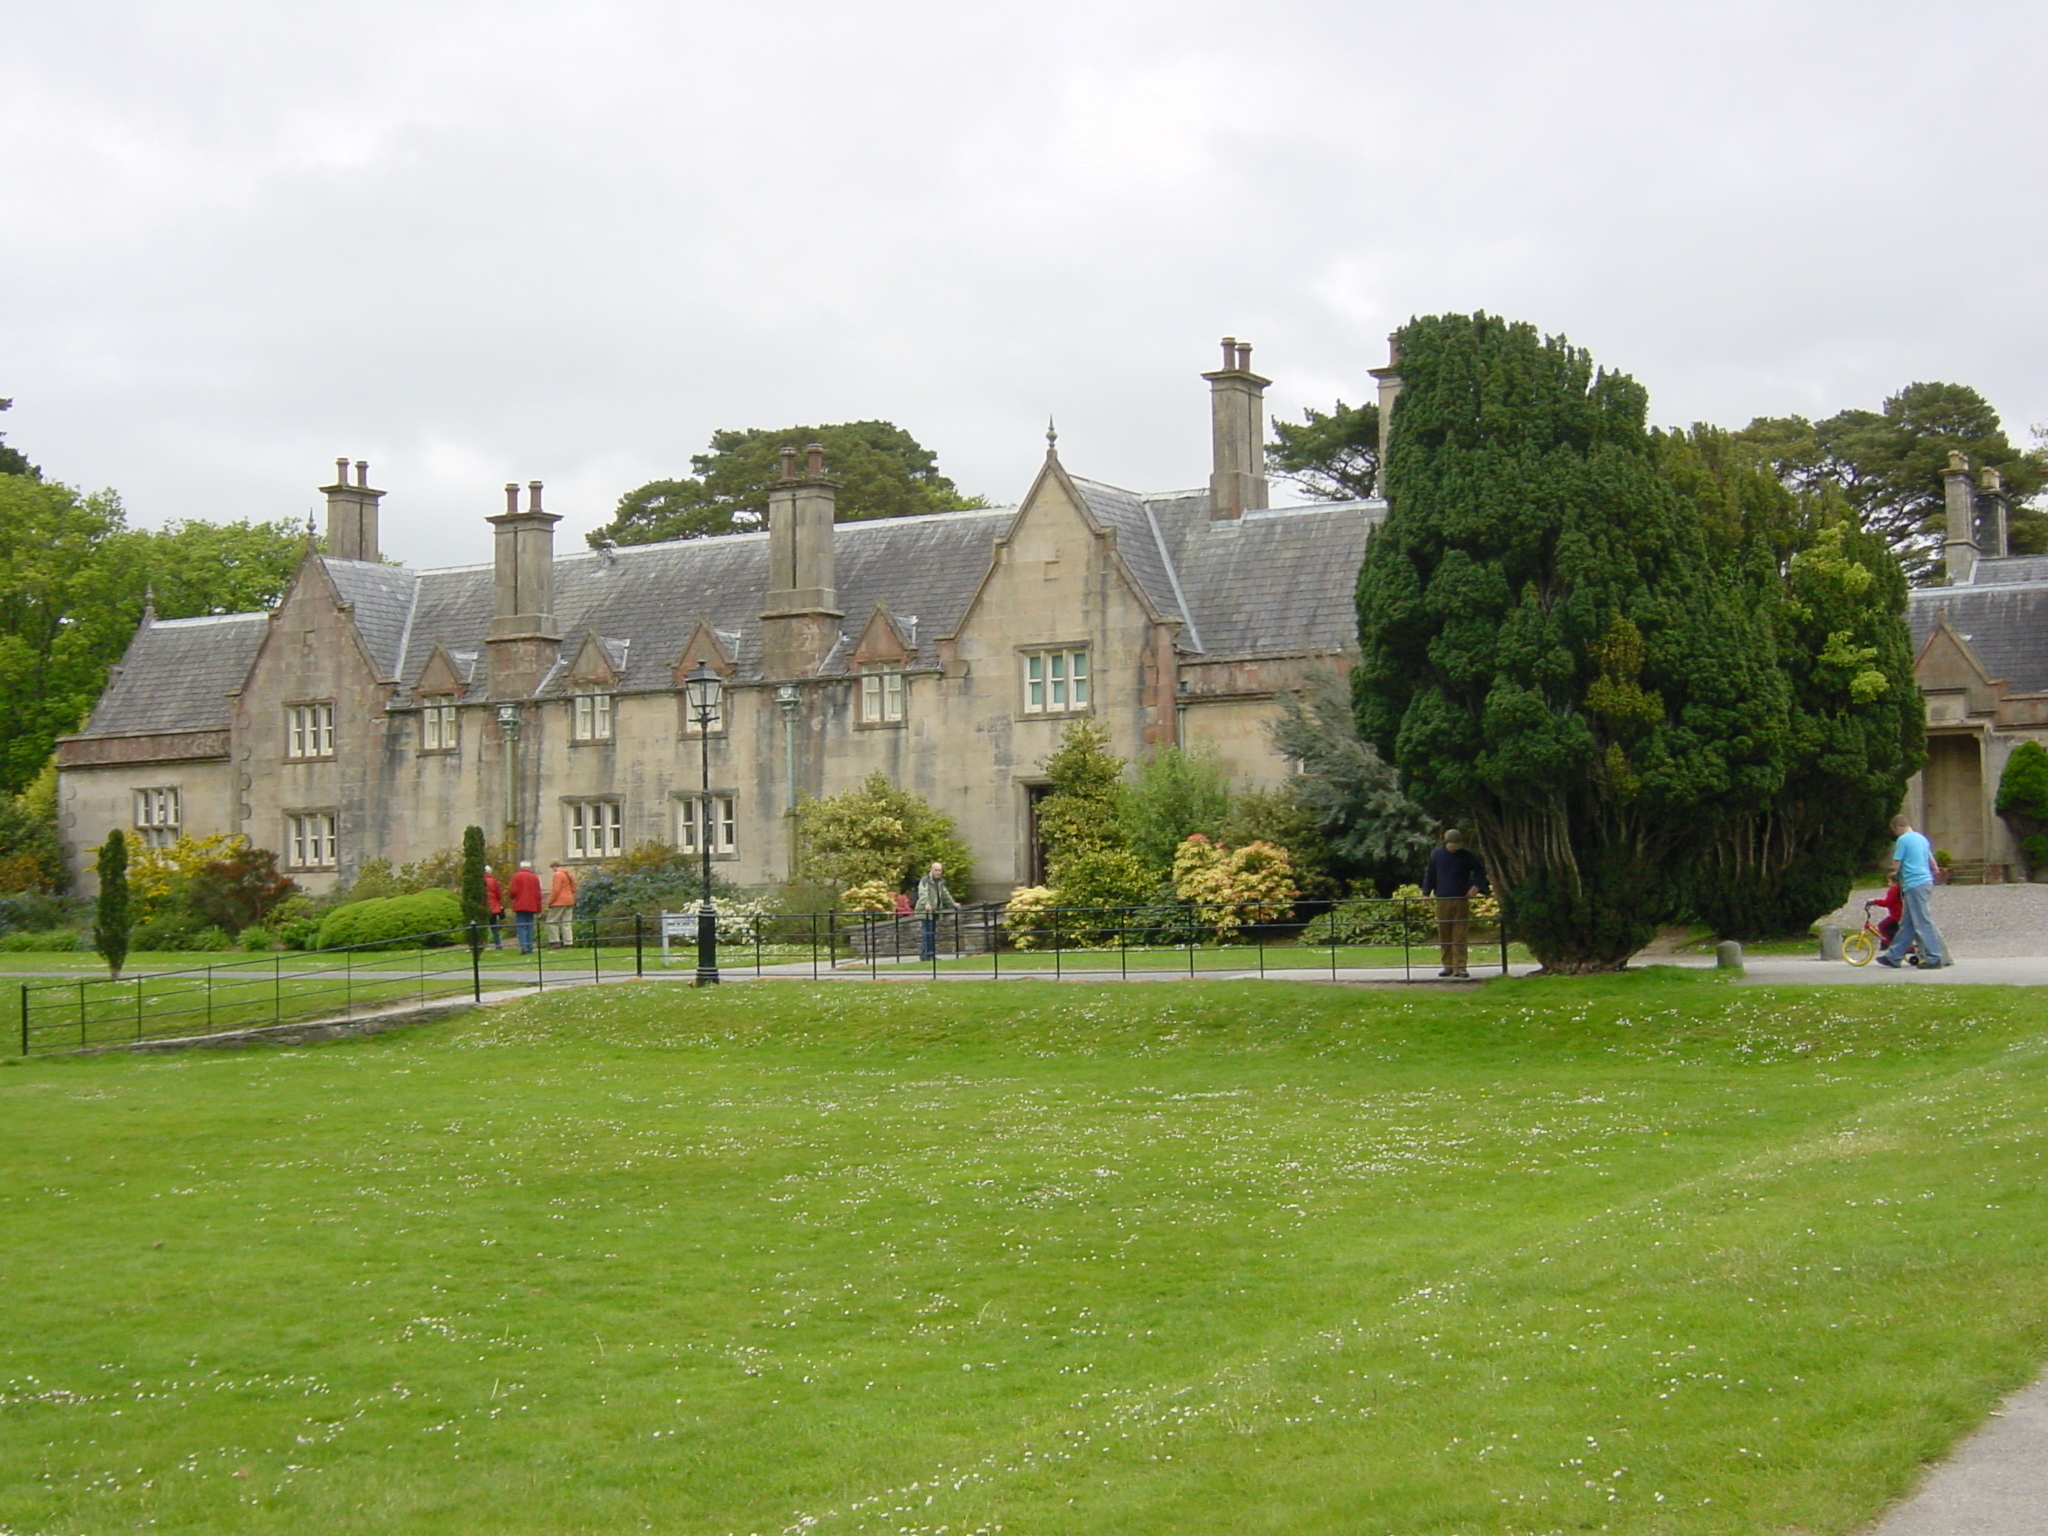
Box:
left=1841, top=899, right=1903, bottom=966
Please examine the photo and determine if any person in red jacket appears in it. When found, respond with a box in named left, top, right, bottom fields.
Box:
left=483, top=865, right=505, bottom=949
left=508, top=861, right=544, bottom=954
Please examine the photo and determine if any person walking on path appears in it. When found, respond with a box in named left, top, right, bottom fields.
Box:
left=1422, top=829, right=1489, bottom=979
left=546, top=860, right=579, bottom=947
left=915, top=861, right=958, bottom=962
left=1878, top=813, right=1949, bottom=969
left=509, top=861, right=543, bottom=955
left=483, top=865, right=505, bottom=950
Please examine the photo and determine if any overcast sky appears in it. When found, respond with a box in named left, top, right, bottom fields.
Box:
left=4, top=0, right=2044, bottom=568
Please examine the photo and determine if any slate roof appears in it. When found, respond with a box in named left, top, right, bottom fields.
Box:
left=80, top=613, right=268, bottom=737
left=71, top=465, right=1385, bottom=738
left=1909, top=580, right=2048, bottom=695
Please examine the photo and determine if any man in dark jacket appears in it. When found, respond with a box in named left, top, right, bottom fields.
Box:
left=1422, top=829, right=1489, bottom=979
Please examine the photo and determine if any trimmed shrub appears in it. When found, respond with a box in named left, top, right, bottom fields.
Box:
left=129, top=913, right=233, bottom=952
left=316, top=890, right=463, bottom=951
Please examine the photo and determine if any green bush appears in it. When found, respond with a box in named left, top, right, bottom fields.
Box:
left=316, top=890, right=463, bottom=951
left=130, top=911, right=233, bottom=952
left=0, top=927, right=83, bottom=952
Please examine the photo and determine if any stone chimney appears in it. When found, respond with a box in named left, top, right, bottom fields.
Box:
left=761, top=444, right=844, bottom=677
left=486, top=480, right=562, bottom=697
left=1977, top=463, right=2010, bottom=561
left=1943, top=451, right=1979, bottom=585
left=321, top=457, right=384, bottom=561
left=1367, top=333, right=1402, bottom=488
left=1202, top=337, right=1270, bottom=520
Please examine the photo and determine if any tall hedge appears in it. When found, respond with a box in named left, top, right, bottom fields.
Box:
left=1354, top=313, right=1791, bottom=972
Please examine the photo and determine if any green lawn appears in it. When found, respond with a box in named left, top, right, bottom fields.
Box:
left=3, top=973, right=2045, bottom=1534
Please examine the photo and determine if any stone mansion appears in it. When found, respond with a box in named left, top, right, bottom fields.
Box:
left=53, top=337, right=2048, bottom=895
left=57, top=342, right=1377, bottom=899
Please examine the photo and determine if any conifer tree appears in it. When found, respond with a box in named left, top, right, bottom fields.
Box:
left=95, top=829, right=130, bottom=980
left=1354, top=314, right=1790, bottom=971
left=1671, top=430, right=1923, bottom=938
left=460, top=825, right=489, bottom=953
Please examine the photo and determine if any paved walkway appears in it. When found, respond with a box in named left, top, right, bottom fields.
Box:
left=1862, top=1369, right=2048, bottom=1535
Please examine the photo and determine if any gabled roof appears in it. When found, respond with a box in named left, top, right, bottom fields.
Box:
left=323, top=558, right=421, bottom=680
left=72, top=466, right=1384, bottom=737
left=1907, top=578, right=2048, bottom=695
left=75, top=613, right=269, bottom=737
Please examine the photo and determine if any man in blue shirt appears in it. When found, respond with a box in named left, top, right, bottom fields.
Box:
left=1422, top=829, right=1489, bottom=979
left=1877, top=813, right=1949, bottom=969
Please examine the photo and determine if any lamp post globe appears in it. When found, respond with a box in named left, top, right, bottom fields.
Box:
left=683, top=662, right=723, bottom=986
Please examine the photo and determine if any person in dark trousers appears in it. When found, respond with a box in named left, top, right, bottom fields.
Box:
left=483, top=865, right=505, bottom=949
left=509, top=861, right=544, bottom=955
left=1422, top=829, right=1489, bottom=979
left=915, top=861, right=958, bottom=961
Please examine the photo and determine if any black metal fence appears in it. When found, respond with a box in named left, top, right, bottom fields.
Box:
left=16, top=899, right=1513, bottom=1056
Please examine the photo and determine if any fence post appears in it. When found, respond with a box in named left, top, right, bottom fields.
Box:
left=206, top=964, right=214, bottom=1033
left=78, top=979, right=86, bottom=1048
left=635, top=914, right=644, bottom=978
left=472, top=927, right=484, bottom=1002
left=19, top=982, right=27, bottom=1056
left=1402, top=898, right=1412, bottom=981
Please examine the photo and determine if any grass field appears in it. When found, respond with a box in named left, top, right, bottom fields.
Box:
left=3, top=972, right=2045, bottom=1534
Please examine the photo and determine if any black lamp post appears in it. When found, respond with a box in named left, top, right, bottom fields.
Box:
left=683, top=661, right=723, bottom=986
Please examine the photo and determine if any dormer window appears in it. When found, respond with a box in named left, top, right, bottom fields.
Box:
left=573, top=692, right=613, bottom=742
left=420, top=702, right=458, bottom=752
left=859, top=664, right=905, bottom=725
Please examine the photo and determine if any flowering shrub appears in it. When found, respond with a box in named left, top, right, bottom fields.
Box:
left=127, top=834, right=248, bottom=918
left=1171, top=835, right=1298, bottom=941
left=839, top=881, right=900, bottom=914
left=1003, top=885, right=1062, bottom=950
left=1304, top=882, right=1501, bottom=945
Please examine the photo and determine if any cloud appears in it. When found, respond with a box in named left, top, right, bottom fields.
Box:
left=2, top=0, right=2044, bottom=565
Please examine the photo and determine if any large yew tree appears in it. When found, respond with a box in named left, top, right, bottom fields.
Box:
left=1353, top=314, right=1790, bottom=972
left=1669, top=429, right=1923, bottom=939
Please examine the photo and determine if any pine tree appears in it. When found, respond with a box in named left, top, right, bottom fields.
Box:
left=1354, top=314, right=1791, bottom=971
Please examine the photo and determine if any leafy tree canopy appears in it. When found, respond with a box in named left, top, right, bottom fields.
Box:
left=1268, top=399, right=1381, bottom=501
left=1733, top=381, right=2048, bottom=580
left=0, top=475, right=303, bottom=795
left=0, top=398, right=37, bottom=479
left=1118, top=747, right=1229, bottom=873
left=590, top=421, right=986, bottom=548
left=796, top=771, right=973, bottom=895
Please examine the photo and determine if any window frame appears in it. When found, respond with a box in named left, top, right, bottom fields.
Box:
left=1021, top=647, right=1091, bottom=715
left=571, top=691, right=613, bottom=743
left=675, top=794, right=738, bottom=858
left=419, top=701, right=459, bottom=753
left=858, top=664, right=906, bottom=726
left=133, top=786, right=182, bottom=849
left=565, top=799, right=624, bottom=861
left=284, top=811, right=338, bottom=870
left=285, top=702, right=336, bottom=760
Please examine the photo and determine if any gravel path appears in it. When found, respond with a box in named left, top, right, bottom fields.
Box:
left=1818, top=882, right=2048, bottom=959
